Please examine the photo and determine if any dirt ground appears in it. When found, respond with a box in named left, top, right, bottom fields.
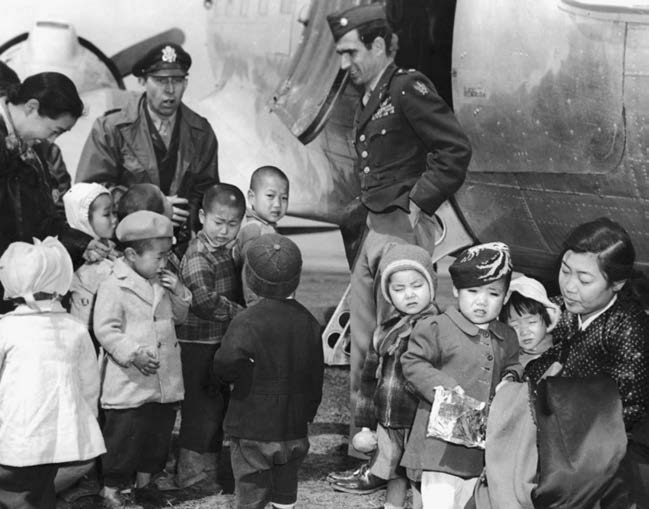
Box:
left=66, top=269, right=393, bottom=508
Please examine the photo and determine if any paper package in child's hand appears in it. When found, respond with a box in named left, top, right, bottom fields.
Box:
left=426, top=386, right=488, bottom=449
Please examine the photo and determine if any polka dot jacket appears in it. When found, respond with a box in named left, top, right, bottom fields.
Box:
left=525, top=295, right=649, bottom=433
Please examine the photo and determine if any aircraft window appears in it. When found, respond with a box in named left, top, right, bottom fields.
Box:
left=241, top=0, right=249, bottom=16
left=280, top=0, right=296, bottom=14
left=259, top=0, right=269, bottom=15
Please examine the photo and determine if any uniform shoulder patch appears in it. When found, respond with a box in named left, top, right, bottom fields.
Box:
left=413, top=80, right=430, bottom=96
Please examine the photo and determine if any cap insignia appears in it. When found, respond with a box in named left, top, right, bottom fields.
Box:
left=340, top=17, right=348, bottom=27
left=161, top=45, right=177, bottom=63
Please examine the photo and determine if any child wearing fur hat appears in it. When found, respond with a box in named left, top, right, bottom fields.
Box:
left=64, top=182, right=118, bottom=338
left=213, top=233, right=324, bottom=509
left=93, top=211, right=191, bottom=508
left=400, top=242, right=522, bottom=509
left=174, top=183, right=246, bottom=490
left=502, top=275, right=560, bottom=368
left=332, top=243, right=439, bottom=509
left=0, top=238, right=105, bottom=509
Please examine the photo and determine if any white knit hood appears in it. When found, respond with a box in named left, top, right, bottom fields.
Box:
left=63, top=183, right=110, bottom=239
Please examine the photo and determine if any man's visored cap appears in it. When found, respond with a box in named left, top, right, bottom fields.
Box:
left=132, top=43, right=192, bottom=77
left=326, top=4, right=387, bottom=42
left=116, top=210, right=173, bottom=242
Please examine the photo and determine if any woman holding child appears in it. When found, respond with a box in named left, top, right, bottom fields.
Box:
left=525, top=217, right=649, bottom=507
left=0, top=72, right=109, bottom=310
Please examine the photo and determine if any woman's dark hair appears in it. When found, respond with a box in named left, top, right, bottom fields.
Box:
left=502, top=291, right=552, bottom=327
left=561, top=217, right=649, bottom=306
left=6, top=72, right=83, bottom=119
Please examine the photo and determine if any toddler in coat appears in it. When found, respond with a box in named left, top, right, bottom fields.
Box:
left=94, top=211, right=191, bottom=508
left=401, top=242, right=522, bottom=509
left=0, top=238, right=105, bottom=509
left=213, top=234, right=324, bottom=509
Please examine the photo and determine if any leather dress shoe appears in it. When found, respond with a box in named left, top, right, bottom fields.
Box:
left=331, top=466, right=387, bottom=495
left=326, top=463, right=369, bottom=483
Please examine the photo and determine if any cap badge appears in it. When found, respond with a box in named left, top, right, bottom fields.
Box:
left=340, top=17, right=348, bottom=27
left=161, top=45, right=177, bottom=63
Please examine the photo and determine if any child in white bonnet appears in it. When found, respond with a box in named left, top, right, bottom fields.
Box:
left=0, top=237, right=105, bottom=509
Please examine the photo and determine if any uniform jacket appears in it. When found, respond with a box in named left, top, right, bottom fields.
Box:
left=177, top=231, right=243, bottom=345
left=76, top=92, right=219, bottom=232
left=213, top=298, right=324, bottom=441
left=0, top=301, right=105, bottom=467
left=400, top=307, right=521, bottom=477
left=353, top=62, right=471, bottom=215
left=525, top=295, right=649, bottom=443
left=94, top=258, right=191, bottom=409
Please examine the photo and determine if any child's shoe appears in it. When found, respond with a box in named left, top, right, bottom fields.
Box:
left=99, top=486, right=143, bottom=509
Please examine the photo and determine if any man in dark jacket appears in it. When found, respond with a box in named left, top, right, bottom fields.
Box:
left=326, top=4, right=472, bottom=490
left=76, top=43, right=219, bottom=248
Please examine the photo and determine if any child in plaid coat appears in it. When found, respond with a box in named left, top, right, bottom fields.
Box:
left=175, top=184, right=246, bottom=489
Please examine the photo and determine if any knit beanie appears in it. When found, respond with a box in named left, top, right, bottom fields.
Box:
left=379, top=243, right=437, bottom=304
left=449, top=242, right=512, bottom=289
left=245, top=233, right=302, bottom=299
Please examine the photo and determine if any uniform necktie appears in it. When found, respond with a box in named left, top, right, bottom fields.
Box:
left=158, top=119, right=171, bottom=149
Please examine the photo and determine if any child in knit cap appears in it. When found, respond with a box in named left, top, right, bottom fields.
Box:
left=175, top=183, right=245, bottom=490
left=333, top=243, right=439, bottom=509
left=400, top=242, right=522, bottom=509
left=64, top=182, right=118, bottom=336
left=502, top=275, right=560, bottom=367
left=235, top=166, right=289, bottom=304
left=213, top=233, right=324, bottom=509
left=0, top=238, right=105, bottom=509
left=94, top=211, right=191, bottom=508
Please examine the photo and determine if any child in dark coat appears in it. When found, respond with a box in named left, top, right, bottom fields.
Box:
left=213, top=234, right=324, bottom=509
left=401, top=242, right=522, bottom=509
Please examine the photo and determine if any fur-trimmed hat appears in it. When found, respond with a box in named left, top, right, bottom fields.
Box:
left=506, top=275, right=561, bottom=331
left=449, top=242, right=512, bottom=289
left=116, top=210, right=173, bottom=242
left=132, top=43, right=191, bottom=77
left=379, top=243, right=437, bottom=304
left=327, top=4, right=387, bottom=42
left=245, top=234, right=302, bottom=299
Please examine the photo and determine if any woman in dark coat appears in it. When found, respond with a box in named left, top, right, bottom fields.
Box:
left=0, top=72, right=109, bottom=312
left=525, top=217, right=649, bottom=508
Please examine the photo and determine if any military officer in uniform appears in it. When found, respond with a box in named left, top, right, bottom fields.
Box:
left=76, top=43, right=219, bottom=247
left=326, top=4, right=472, bottom=492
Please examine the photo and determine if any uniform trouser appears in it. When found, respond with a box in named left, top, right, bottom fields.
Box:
left=349, top=208, right=436, bottom=423
left=0, top=463, right=58, bottom=509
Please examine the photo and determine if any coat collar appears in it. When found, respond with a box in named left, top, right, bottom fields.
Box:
left=354, top=61, right=398, bottom=134
left=445, top=306, right=508, bottom=341
left=114, top=93, right=203, bottom=190
left=111, top=258, right=159, bottom=307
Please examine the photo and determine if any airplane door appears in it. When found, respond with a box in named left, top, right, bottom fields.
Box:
left=270, top=0, right=374, bottom=144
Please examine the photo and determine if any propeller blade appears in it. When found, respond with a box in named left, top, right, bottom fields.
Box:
left=110, top=28, right=185, bottom=77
